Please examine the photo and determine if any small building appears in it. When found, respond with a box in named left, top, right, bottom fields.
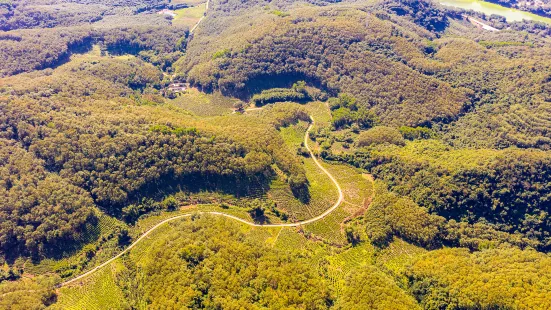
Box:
left=168, top=83, right=189, bottom=93
left=157, top=9, right=177, bottom=18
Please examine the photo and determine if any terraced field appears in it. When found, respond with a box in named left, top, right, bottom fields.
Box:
left=50, top=105, right=380, bottom=310
left=56, top=115, right=347, bottom=287
left=127, top=218, right=180, bottom=265
left=128, top=204, right=253, bottom=239
left=269, top=118, right=339, bottom=221
left=376, top=238, right=427, bottom=275
left=22, top=213, right=127, bottom=279
left=304, top=101, right=332, bottom=128
left=325, top=242, right=376, bottom=296
left=304, top=164, right=373, bottom=245
left=53, top=262, right=128, bottom=310
left=305, top=205, right=350, bottom=245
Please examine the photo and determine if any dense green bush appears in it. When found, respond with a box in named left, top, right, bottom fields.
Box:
left=353, top=182, right=445, bottom=248
left=378, top=0, right=449, bottom=32
left=251, top=81, right=310, bottom=106
left=407, top=248, right=551, bottom=309
left=329, top=94, right=378, bottom=129
left=339, top=140, right=551, bottom=250
left=336, top=266, right=420, bottom=310
left=251, top=88, right=308, bottom=106
left=399, top=126, right=435, bottom=140
left=120, top=216, right=333, bottom=308
left=0, top=140, right=97, bottom=257
left=356, top=126, right=405, bottom=147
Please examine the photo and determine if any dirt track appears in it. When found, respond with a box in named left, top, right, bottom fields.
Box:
left=60, top=116, right=344, bottom=287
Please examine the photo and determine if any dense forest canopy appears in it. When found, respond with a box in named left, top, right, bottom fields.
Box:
left=121, top=216, right=333, bottom=309
left=2, top=0, right=551, bottom=308
left=0, top=47, right=309, bottom=257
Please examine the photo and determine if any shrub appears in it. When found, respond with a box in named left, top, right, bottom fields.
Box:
left=354, top=182, right=445, bottom=249
left=357, top=126, right=405, bottom=147
left=270, top=10, right=290, bottom=17
left=289, top=173, right=310, bottom=203
left=212, top=48, right=231, bottom=59
left=161, top=196, right=178, bottom=211
left=297, top=146, right=310, bottom=157
left=330, top=94, right=378, bottom=129
left=399, top=126, right=435, bottom=140
left=251, top=88, right=308, bottom=106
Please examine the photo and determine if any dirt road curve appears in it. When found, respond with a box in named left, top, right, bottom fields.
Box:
left=60, top=116, right=344, bottom=287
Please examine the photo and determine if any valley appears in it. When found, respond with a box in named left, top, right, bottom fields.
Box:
left=441, top=0, right=551, bottom=23
left=2, top=0, right=551, bottom=309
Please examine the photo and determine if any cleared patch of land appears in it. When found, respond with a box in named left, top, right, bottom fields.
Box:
left=172, top=3, right=207, bottom=28
left=170, top=88, right=239, bottom=116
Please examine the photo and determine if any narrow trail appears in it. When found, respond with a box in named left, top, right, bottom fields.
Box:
left=189, top=0, right=209, bottom=34
left=60, top=116, right=344, bottom=287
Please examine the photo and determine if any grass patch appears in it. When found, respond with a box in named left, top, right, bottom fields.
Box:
left=170, top=88, right=239, bottom=116
left=173, top=3, right=207, bottom=28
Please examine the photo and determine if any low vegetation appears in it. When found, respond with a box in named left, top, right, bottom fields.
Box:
left=2, top=0, right=551, bottom=308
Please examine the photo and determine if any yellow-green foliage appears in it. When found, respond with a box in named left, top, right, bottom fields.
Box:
left=268, top=154, right=337, bottom=220
left=0, top=276, right=58, bottom=309
left=53, top=263, right=129, bottom=310
left=182, top=3, right=469, bottom=127
left=267, top=118, right=337, bottom=221
left=407, top=248, right=551, bottom=309
left=4, top=0, right=551, bottom=308
left=171, top=89, right=238, bottom=116
left=173, top=3, right=207, bottom=28
left=348, top=140, right=551, bottom=249
left=356, top=181, right=444, bottom=249
left=211, top=48, right=231, bottom=59
left=304, top=163, right=373, bottom=245
left=366, top=139, right=501, bottom=171
left=376, top=237, right=427, bottom=275
left=434, top=38, right=551, bottom=149
left=356, top=126, right=405, bottom=147
left=324, top=242, right=376, bottom=295
left=270, top=10, right=290, bottom=17
left=124, top=216, right=333, bottom=308
left=335, top=266, right=421, bottom=310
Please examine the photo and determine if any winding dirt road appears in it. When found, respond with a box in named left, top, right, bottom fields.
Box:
left=61, top=116, right=344, bottom=287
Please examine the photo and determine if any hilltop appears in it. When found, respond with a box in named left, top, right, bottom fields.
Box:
left=2, top=0, right=551, bottom=309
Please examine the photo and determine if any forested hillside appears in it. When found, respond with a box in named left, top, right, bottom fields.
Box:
left=2, top=0, right=551, bottom=308
left=0, top=51, right=313, bottom=258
